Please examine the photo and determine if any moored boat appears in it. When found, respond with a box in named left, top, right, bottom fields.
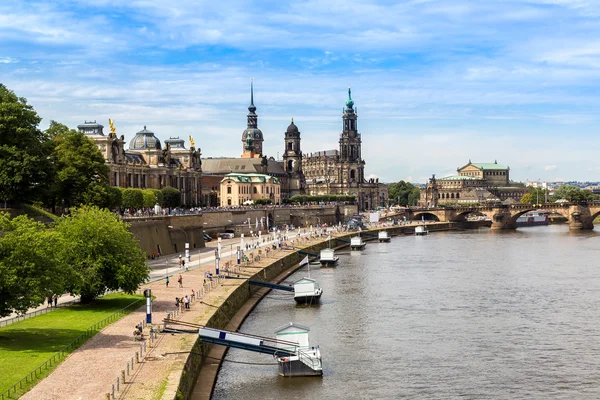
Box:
left=319, top=248, right=339, bottom=266
left=293, top=277, right=323, bottom=304
left=378, top=230, right=391, bottom=242
left=415, top=225, right=428, bottom=236
left=350, top=236, right=366, bottom=250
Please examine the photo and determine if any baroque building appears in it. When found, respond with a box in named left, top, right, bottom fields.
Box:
left=300, top=88, right=387, bottom=211
left=419, top=160, right=527, bottom=207
left=78, top=121, right=203, bottom=205
left=219, top=173, right=281, bottom=206
left=201, top=84, right=387, bottom=210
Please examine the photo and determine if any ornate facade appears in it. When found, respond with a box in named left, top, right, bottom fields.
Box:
left=78, top=121, right=203, bottom=205
left=300, top=88, right=387, bottom=210
left=419, top=160, right=527, bottom=207
left=219, top=173, right=281, bottom=206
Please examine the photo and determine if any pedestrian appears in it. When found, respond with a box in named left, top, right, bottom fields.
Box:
left=184, top=295, right=189, bottom=309
left=53, top=294, right=58, bottom=308
left=178, top=274, right=183, bottom=288
left=166, top=276, right=169, bottom=287
left=175, top=297, right=180, bottom=307
left=182, top=259, right=187, bottom=271
left=178, top=255, right=182, bottom=267
left=191, top=289, right=195, bottom=301
left=47, top=296, right=52, bottom=308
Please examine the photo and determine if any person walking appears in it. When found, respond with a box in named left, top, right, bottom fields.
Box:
left=178, top=274, right=183, bottom=288
left=166, top=276, right=169, bottom=287
left=53, top=294, right=58, bottom=308
left=47, top=296, right=52, bottom=308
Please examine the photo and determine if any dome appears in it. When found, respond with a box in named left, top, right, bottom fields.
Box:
left=345, top=87, right=354, bottom=109
left=164, top=137, right=185, bottom=149
left=129, top=126, right=162, bottom=150
left=242, top=128, right=263, bottom=141
left=286, top=119, right=299, bottom=135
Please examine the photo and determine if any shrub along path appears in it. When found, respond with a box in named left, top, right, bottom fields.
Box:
left=0, top=293, right=143, bottom=398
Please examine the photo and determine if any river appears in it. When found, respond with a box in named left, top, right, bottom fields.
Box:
left=212, top=225, right=600, bottom=399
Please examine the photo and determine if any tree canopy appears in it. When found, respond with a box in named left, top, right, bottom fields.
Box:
left=388, top=181, right=420, bottom=206
left=551, top=184, right=599, bottom=202
left=0, top=84, right=52, bottom=205
left=161, top=186, right=181, bottom=208
left=0, top=207, right=149, bottom=315
left=48, top=121, right=111, bottom=210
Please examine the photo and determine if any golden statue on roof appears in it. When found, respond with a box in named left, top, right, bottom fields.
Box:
left=189, top=135, right=195, bottom=148
left=108, top=119, right=116, bottom=138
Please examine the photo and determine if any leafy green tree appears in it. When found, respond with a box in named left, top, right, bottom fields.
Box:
left=407, top=187, right=421, bottom=206
left=142, top=189, right=157, bottom=208
left=0, top=212, right=65, bottom=316
left=254, top=198, right=272, bottom=205
left=48, top=121, right=111, bottom=209
left=388, top=181, right=419, bottom=206
left=0, top=84, right=52, bottom=205
left=161, top=186, right=181, bottom=208
left=53, top=206, right=148, bottom=302
left=551, top=184, right=598, bottom=202
left=520, top=193, right=532, bottom=204
left=121, top=188, right=144, bottom=209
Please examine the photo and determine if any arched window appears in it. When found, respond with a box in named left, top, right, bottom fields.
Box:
left=456, top=193, right=460, bottom=199
left=288, top=160, right=293, bottom=171
left=288, top=142, right=293, bottom=151
left=253, top=187, right=257, bottom=194
left=451, top=193, right=455, bottom=199
left=350, top=170, right=356, bottom=179
left=227, top=199, right=232, bottom=205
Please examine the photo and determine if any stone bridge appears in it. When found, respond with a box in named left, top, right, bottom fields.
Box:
left=382, top=202, right=600, bottom=230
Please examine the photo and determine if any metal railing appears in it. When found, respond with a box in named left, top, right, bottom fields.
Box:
left=0, top=300, right=81, bottom=328
left=0, top=299, right=144, bottom=400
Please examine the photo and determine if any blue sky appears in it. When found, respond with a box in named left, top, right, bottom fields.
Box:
left=2, top=0, right=600, bottom=183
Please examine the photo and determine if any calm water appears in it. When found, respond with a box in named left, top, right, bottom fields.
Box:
left=212, top=226, right=600, bottom=399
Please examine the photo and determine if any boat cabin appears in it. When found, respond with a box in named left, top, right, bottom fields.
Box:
left=275, top=322, right=311, bottom=351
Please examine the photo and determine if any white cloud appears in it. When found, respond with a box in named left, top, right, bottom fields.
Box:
left=545, top=165, right=557, bottom=171
left=0, top=57, right=17, bottom=63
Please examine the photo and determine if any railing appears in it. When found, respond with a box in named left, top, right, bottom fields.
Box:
left=0, top=299, right=144, bottom=400
left=297, top=348, right=321, bottom=370
left=0, top=300, right=80, bottom=328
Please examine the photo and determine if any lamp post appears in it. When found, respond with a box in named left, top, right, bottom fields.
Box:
left=168, top=225, right=189, bottom=262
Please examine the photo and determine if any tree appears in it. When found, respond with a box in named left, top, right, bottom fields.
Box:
left=161, top=186, right=181, bottom=208
left=53, top=206, right=148, bottom=302
left=0, top=84, right=52, bottom=205
left=142, top=189, right=160, bottom=208
left=551, top=184, right=598, bottom=202
left=0, top=212, right=65, bottom=316
left=121, top=188, right=144, bottom=209
left=520, top=193, right=532, bottom=204
left=407, top=187, right=421, bottom=206
left=388, top=181, right=419, bottom=206
left=48, top=121, right=111, bottom=210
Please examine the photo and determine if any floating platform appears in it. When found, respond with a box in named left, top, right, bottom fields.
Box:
left=350, top=236, right=366, bottom=250
left=378, top=230, right=391, bottom=242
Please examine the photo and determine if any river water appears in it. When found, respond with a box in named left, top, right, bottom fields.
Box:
left=212, top=226, right=600, bottom=399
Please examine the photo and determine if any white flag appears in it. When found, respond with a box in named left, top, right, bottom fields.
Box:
left=300, top=255, right=309, bottom=266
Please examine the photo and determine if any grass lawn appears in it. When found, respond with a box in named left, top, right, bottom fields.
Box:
left=0, top=293, right=143, bottom=397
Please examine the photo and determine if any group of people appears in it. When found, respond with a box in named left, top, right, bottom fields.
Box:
left=175, top=294, right=193, bottom=310
left=46, top=294, right=59, bottom=308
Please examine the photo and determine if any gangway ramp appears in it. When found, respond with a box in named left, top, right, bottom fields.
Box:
left=163, top=320, right=323, bottom=377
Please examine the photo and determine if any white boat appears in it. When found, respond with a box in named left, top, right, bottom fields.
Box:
left=293, top=277, right=323, bottom=304
left=350, top=236, right=366, bottom=250
left=378, top=230, right=391, bottom=242
left=415, top=225, right=428, bottom=236
left=275, top=323, right=323, bottom=377
left=319, top=248, right=339, bottom=266
left=516, top=211, right=549, bottom=227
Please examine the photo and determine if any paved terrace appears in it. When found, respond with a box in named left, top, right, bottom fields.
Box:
left=20, top=227, right=347, bottom=400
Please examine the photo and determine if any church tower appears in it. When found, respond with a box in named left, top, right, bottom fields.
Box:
left=241, top=80, right=264, bottom=158
left=283, top=118, right=302, bottom=173
left=339, top=87, right=365, bottom=185
left=283, top=118, right=305, bottom=197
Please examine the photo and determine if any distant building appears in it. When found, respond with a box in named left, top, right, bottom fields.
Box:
left=419, top=160, right=527, bottom=207
left=78, top=121, right=202, bottom=205
left=202, top=84, right=387, bottom=210
left=219, top=173, right=281, bottom=206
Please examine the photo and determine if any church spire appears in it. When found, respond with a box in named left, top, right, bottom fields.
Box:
left=346, top=86, right=354, bottom=110
left=248, top=79, right=256, bottom=115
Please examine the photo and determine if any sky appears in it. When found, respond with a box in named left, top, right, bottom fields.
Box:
left=1, top=0, right=600, bottom=183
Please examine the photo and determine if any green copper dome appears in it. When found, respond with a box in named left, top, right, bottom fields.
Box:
left=346, top=87, right=354, bottom=109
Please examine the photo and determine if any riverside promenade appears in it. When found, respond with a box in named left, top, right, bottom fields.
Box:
left=19, top=228, right=342, bottom=400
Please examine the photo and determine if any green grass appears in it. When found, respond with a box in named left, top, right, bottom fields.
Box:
left=0, top=293, right=143, bottom=397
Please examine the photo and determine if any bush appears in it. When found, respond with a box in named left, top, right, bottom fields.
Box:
left=121, top=188, right=144, bottom=209
left=254, top=198, right=272, bottom=205
left=161, top=186, right=181, bottom=208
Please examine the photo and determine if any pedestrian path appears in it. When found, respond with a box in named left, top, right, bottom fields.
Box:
left=19, top=229, right=335, bottom=400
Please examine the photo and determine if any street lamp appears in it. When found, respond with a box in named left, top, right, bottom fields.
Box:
left=168, top=225, right=189, bottom=262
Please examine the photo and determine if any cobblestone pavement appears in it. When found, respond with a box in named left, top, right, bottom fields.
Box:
left=21, top=230, right=335, bottom=400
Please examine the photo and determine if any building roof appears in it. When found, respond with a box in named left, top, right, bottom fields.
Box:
left=306, top=149, right=338, bottom=159
left=221, top=173, right=279, bottom=184
left=439, top=175, right=481, bottom=181
left=471, top=163, right=508, bottom=170
left=274, top=322, right=310, bottom=334
left=164, top=137, right=186, bottom=149
left=129, top=126, right=162, bottom=150
left=202, top=157, right=286, bottom=176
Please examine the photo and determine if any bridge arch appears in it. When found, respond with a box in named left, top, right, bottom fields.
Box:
left=412, top=212, right=440, bottom=222
left=451, top=210, right=491, bottom=223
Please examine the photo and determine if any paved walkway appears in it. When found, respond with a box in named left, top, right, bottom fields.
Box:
left=20, top=228, right=337, bottom=400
